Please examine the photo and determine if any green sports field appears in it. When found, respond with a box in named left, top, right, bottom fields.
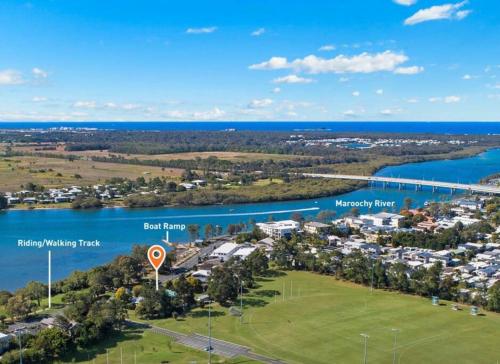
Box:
left=137, top=271, right=500, bottom=364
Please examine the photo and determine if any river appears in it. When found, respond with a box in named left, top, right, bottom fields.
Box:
left=0, top=148, right=499, bottom=291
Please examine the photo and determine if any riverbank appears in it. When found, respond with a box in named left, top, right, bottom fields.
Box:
left=1, top=148, right=499, bottom=291
left=0, top=146, right=490, bottom=212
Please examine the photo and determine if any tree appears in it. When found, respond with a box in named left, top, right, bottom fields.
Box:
left=487, top=281, right=500, bottom=312
left=204, top=224, right=214, bottom=239
left=372, top=259, right=387, bottom=289
left=403, top=197, right=413, bottom=210
left=5, top=295, right=35, bottom=320
left=25, top=281, right=47, bottom=307
left=291, top=212, right=304, bottom=223
left=342, top=251, right=370, bottom=284
left=0, top=290, right=13, bottom=305
left=245, top=249, right=269, bottom=276
left=31, top=327, right=70, bottom=361
left=131, top=244, right=149, bottom=266
left=349, top=207, right=360, bottom=217
left=187, top=224, right=200, bottom=241
left=115, top=287, right=131, bottom=304
left=0, top=195, right=7, bottom=210
left=114, top=255, right=142, bottom=285
left=423, top=262, right=443, bottom=297
left=135, top=285, right=173, bottom=319
left=173, top=275, right=195, bottom=310
left=207, top=267, right=239, bottom=306
left=317, top=210, right=336, bottom=223
left=387, top=262, right=410, bottom=292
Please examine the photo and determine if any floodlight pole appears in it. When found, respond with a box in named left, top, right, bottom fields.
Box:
left=392, top=329, right=400, bottom=364
left=360, top=333, right=369, bottom=364
left=370, top=261, right=374, bottom=293
left=17, top=330, right=23, bottom=364
left=240, top=279, right=244, bottom=323
left=208, top=299, right=212, bottom=364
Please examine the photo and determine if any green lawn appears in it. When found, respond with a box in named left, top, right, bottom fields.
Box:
left=133, top=271, right=500, bottom=364
left=59, top=328, right=257, bottom=364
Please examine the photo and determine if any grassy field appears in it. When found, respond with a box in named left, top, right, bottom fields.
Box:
left=0, top=156, right=183, bottom=191
left=7, top=144, right=309, bottom=161
left=59, top=328, right=257, bottom=364
left=132, top=271, right=500, bottom=364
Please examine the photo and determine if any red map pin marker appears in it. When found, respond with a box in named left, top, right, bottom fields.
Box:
left=148, top=245, right=166, bottom=270
left=148, top=245, right=166, bottom=291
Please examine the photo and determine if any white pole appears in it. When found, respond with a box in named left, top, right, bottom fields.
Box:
left=48, top=250, right=52, bottom=309
left=156, top=270, right=159, bottom=291
left=282, top=282, right=285, bottom=301
left=120, top=347, right=123, bottom=364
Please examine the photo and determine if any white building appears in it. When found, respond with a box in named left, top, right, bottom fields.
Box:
left=304, top=221, right=330, bottom=235
left=209, top=242, right=240, bottom=261
left=233, top=245, right=258, bottom=260
left=256, top=220, right=300, bottom=239
left=362, top=212, right=404, bottom=228
left=191, top=269, right=211, bottom=283
left=0, top=332, right=11, bottom=354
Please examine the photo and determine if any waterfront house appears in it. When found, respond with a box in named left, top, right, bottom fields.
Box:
left=256, top=220, right=300, bottom=239
left=304, top=221, right=331, bottom=235
left=210, top=242, right=240, bottom=262
left=233, top=245, right=257, bottom=260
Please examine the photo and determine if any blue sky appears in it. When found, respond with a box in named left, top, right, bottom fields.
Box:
left=0, top=0, right=499, bottom=121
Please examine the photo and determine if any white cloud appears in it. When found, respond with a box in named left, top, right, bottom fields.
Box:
left=248, top=98, right=274, bottom=108
left=32, top=96, right=47, bottom=102
left=394, top=66, right=424, bottom=74
left=250, top=51, right=415, bottom=75
left=404, top=1, right=471, bottom=26
left=380, top=109, right=394, bottom=116
left=428, top=95, right=461, bottom=103
left=342, top=110, right=358, bottom=118
left=32, top=67, right=48, bottom=79
left=272, top=87, right=281, bottom=94
left=186, top=26, right=217, bottom=34
left=73, top=100, right=97, bottom=109
left=192, top=107, right=225, bottom=120
left=339, top=77, right=349, bottom=83
left=273, top=74, right=314, bottom=84
left=407, top=98, right=419, bottom=103
left=393, top=0, right=417, bottom=6
left=444, top=95, right=461, bottom=103
left=352, top=91, right=360, bottom=97
left=251, top=28, right=266, bottom=36
left=121, top=103, right=141, bottom=110
left=462, top=74, right=472, bottom=80
left=0, top=69, right=24, bottom=85
left=318, top=44, right=335, bottom=51
left=376, top=89, right=384, bottom=95
left=249, top=57, right=289, bottom=70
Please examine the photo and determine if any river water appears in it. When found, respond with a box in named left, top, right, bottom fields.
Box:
left=0, top=149, right=499, bottom=291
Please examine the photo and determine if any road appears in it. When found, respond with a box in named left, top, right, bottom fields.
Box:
left=127, top=320, right=286, bottom=364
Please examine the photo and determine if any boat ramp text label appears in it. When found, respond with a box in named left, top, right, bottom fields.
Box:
left=18, top=239, right=101, bottom=249
left=144, top=222, right=186, bottom=231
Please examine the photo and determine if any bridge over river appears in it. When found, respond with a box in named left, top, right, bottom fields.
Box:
left=302, top=173, right=500, bottom=195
